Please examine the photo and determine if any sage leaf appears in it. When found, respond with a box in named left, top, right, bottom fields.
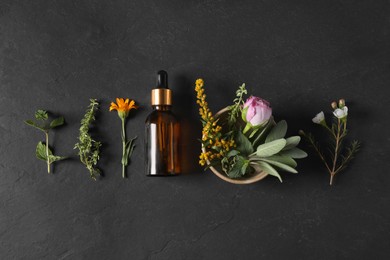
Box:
left=227, top=149, right=239, bottom=157
left=265, top=120, right=287, bottom=143
left=256, top=138, right=286, bottom=157
left=266, top=155, right=297, bottom=167
left=50, top=116, right=64, bottom=129
left=284, top=136, right=301, bottom=150
left=280, top=147, right=308, bottom=159
left=236, top=131, right=253, bottom=156
left=259, top=158, right=298, bottom=173
left=256, top=161, right=282, bottom=182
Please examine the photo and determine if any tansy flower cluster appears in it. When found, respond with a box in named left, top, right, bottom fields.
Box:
left=195, top=79, right=235, bottom=166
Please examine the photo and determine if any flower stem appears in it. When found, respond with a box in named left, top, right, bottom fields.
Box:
left=45, top=131, right=50, bottom=174
left=329, top=118, right=342, bottom=185
left=121, top=118, right=126, bottom=178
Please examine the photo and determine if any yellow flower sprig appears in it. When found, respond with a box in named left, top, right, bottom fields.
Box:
left=195, top=79, right=235, bottom=166
left=109, top=98, right=138, bottom=178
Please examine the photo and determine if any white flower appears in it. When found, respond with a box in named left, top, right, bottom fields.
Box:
left=333, top=106, right=348, bottom=119
left=312, top=111, right=325, bottom=124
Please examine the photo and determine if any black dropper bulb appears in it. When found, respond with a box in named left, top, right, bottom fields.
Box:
left=156, top=70, right=169, bottom=89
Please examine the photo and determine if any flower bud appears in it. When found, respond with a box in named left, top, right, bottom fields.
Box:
left=242, top=96, right=272, bottom=132
left=338, top=99, right=345, bottom=108
left=333, top=106, right=348, bottom=119
left=312, top=111, right=326, bottom=126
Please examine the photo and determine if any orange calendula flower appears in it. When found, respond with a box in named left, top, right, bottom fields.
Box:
left=110, top=98, right=138, bottom=119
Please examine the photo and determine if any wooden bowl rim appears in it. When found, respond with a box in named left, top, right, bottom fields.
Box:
left=202, top=107, right=268, bottom=184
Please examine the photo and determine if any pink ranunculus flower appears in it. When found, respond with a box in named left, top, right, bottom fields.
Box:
left=242, top=96, right=272, bottom=130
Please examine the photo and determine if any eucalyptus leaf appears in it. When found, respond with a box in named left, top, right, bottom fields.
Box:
left=50, top=116, right=64, bottom=128
left=235, top=131, right=253, bottom=156
left=259, top=158, right=298, bottom=173
left=256, top=138, right=286, bottom=157
left=283, top=136, right=301, bottom=150
left=280, top=147, right=308, bottom=159
left=255, top=161, right=282, bottom=182
left=265, top=120, right=287, bottom=143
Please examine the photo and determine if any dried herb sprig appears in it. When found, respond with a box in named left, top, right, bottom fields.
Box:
left=74, top=99, right=101, bottom=180
left=24, top=110, right=66, bottom=173
left=301, top=99, right=360, bottom=185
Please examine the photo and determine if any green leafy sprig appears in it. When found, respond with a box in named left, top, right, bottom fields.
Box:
left=227, top=83, right=247, bottom=127
left=224, top=120, right=307, bottom=182
left=74, top=99, right=102, bottom=180
left=24, top=110, right=66, bottom=173
left=301, top=99, right=360, bottom=185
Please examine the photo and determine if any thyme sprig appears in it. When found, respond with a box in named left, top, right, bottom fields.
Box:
left=74, top=99, right=102, bottom=180
left=228, top=83, right=247, bottom=127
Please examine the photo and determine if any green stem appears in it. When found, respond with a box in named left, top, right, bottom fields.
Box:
left=121, top=118, right=126, bottom=178
left=45, top=131, right=50, bottom=173
left=243, top=123, right=251, bottom=134
left=330, top=118, right=341, bottom=185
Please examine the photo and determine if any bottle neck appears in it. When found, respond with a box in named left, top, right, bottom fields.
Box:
left=153, top=105, right=172, bottom=111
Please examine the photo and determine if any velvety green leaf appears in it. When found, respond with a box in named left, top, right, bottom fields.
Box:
left=35, top=110, right=48, bottom=120
left=280, top=147, right=308, bottom=159
left=265, top=120, right=287, bottom=143
left=283, top=136, right=301, bottom=150
left=50, top=116, right=64, bottom=128
left=36, top=142, right=48, bottom=161
left=256, top=161, right=282, bottom=182
left=266, top=155, right=297, bottom=167
left=235, top=131, right=253, bottom=156
left=256, top=139, right=286, bottom=157
left=260, top=158, right=298, bottom=173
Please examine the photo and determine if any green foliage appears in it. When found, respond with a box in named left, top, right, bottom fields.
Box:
left=74, top=99, right=101, bottom=180
left=36, top=142, right=66, bottom=163
left=25, top=109, right=66, bottom=173
left=223, top=118, right=307, bottom=181
left=302, top=100, right=360, bottom=185
left=122, top=137, right=137, bottom=166
left=227, top=83, right=247, bottom=126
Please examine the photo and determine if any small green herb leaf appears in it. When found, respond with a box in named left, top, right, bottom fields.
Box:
left=227, top=156, right=246, bottom=179
left=35, top=110, right=48, bottom=120
left=256, top=161, right=282, bottom=182
left=265, top=120, right=287, bottom=143
left=227, top=149, right=240, bottom=157
left=122, top=136, right=137, bottom=166
left=36, top=141, right=49, bottom=161
left=50, top=116, right=64, bottom=128
left=25, top=120, right=45, bottom=131
left=280, top=147, right=308, bottom=159
left=256, top=138, right=286, bottom=157
left=236, top=131, right=253, bottom=156
left=259, top=158, right=298, bottom=173
left=284, top=136, right=301, bottom=150
left=48, top=154, right=67, bottom=163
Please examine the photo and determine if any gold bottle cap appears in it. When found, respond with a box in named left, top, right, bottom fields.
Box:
left=151, top=88, right=172, bottom=106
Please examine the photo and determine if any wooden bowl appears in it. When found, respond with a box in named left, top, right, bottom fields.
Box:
left=202, top=107, right=268, bottom=184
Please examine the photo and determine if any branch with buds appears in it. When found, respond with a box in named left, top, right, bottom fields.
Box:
left=300, top=99, right=360, bottom=185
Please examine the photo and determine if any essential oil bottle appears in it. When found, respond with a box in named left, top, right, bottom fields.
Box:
left=145, top=70, right=180, bottom=176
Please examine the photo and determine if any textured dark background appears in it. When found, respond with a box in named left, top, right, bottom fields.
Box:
left=1, top=0, right=390, bottom=259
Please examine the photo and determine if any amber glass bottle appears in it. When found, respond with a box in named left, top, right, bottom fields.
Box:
left=145, top=71, right=180, bottom=176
